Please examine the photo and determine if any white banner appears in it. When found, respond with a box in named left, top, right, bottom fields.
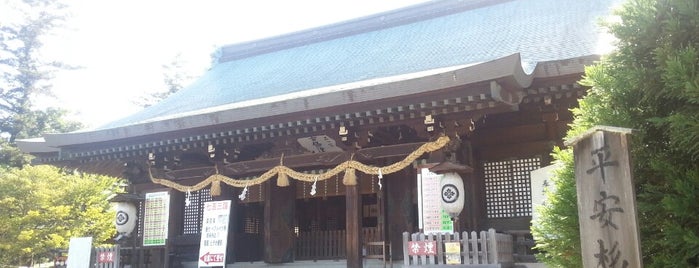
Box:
left=198, top=200, right=232, bottom=267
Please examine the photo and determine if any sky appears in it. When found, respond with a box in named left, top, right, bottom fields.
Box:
left=31, top=0, right=430, bottom=128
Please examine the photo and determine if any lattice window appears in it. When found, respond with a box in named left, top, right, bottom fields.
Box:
left=484, top=157, right=540, bottom=218
left=244, top=217, right=260, bottom=234
left=182, top=189, right=212, bottom=235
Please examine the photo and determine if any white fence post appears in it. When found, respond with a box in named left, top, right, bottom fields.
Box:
left=403, top=232, right=410, bottom=266
left=487, top=228, right=499, bottom=264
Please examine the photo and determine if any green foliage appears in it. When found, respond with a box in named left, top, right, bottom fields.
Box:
left=0, top=0, right=82, bottom=168
left=0, top=139, right=32, bottom=167
left=0, top=0, right=81, bottom=144
left=533, top=0, right=699, bottom=266
left=0, top=165, right=123, bottom=266
left=531, top=147, right=582, bottom=268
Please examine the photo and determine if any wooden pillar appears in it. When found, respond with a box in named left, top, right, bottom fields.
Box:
left=346, top=177, right=363, bottom=268
left=459, top=140, right=481, bottom=231
left=165, top=190, right=184, bottom=268
left=542, top=111, right=560, bottom=163
left=386, top=168, right=415, bottom=260
left=264, top=180, right=295, bottom=263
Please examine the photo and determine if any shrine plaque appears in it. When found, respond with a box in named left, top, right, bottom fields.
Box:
left=568, top=126, right=642, bottom=268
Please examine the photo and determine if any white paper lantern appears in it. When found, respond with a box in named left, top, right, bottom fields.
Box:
left=114, top=202, right=138, bottom=236
left=440, top=172, right=465, bottom=218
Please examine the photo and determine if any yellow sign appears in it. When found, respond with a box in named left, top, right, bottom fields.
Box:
left=444, top=242, right=461, bottom=265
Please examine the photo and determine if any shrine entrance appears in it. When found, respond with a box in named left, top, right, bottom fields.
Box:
left=233, top=202, right=264, bottom=262
left=294, top=174, right=384, bottom=261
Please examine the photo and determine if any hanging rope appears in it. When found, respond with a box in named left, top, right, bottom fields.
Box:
left=147, top=135, right=450, bottom=195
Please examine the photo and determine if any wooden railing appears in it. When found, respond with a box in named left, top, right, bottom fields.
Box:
left=504, top=230, right=538, bottom=263
left=402, top=229, right=513, bottom=267
left=296, top=227, right=380, bottom=260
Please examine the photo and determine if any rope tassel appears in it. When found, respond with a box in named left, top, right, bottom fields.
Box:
left=277, top=154, right=289, bottom=187
left=343, top=168, right=357, bottom=186
left=210, top=180, right=221, bottom=196
left=277, top=171, right=290, bottom=187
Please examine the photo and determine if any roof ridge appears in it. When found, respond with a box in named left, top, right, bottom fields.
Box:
left=216, top=0, right=513, bottom=63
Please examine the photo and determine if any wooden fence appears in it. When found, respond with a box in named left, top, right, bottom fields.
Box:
left=402, top=229, right=513, bottom=267
left=296, top=227, right=380, bottom=260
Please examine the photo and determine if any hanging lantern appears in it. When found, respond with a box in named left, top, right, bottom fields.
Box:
left=109, top=193, right=142, bottom=239
left=440, top=172, right=465, bottom=218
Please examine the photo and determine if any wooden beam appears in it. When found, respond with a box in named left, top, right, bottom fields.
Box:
left=225, top=152, right=346, bottom=175
left=476, top=140, right=554, bottom=161
left=222, top=142, right=427, bottom=176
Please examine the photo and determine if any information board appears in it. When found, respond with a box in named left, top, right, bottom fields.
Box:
left=418, top=168, right=453, bottom=234
left=66, top=237, right=92, bottom=268
left=444, top=242, right=461, bottom=264
left=143, top=191, right=170, bottom=246
left=198, top=200, right=232, bottom=267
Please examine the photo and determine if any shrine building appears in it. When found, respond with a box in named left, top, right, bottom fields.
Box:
left=19, top=0, right=620, bottom=267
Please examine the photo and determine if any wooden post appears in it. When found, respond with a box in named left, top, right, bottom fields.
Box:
left=346, top=177, right=363, bottom=268
left=387, top=168, right=416, bottom=260
left=165, top=190, right=184, bottom=268
left=264, top=180, right=296, bottom=263
left=567, top=126, right=642, bottom=268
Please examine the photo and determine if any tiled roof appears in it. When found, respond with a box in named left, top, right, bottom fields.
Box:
left=99, top=0, right=618, bottom=130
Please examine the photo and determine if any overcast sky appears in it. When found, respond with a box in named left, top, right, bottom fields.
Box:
left=32, top=0, right=430, bottom=128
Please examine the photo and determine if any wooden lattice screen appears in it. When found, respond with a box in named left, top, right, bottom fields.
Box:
left=244, top=217, right=261, bottom=234
left=182, top=188, right=212, bottom=234
left=483, top=157, right=540, bottom=218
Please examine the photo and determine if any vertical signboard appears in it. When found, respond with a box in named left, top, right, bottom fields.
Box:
left=66, top=237, right=92, bottom=268
left=143, top=191, right=170, bottom=246
left=530, top=164, right=558, bottom=222
left=418, top=168, right=453, bottom=234
left=569, top=126, right=642, bottom=268
left=198, top=200, right=232, bottom=268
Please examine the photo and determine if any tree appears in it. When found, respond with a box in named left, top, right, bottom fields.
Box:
left=533, top=0, right=699, bottom=267
left=0, top=0, right=76, bottom=141
left=135, top=53, right=194, bottom=107
left=0, top=2, right=124, bottom=267
left=0, top=165, right=123, bottom=266
left=0, top=0, right=82, bottom=167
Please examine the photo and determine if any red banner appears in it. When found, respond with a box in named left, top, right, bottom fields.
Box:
left=407, top=241, right=437, bottom=256
left=97, top=252, right=115, bottom=263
